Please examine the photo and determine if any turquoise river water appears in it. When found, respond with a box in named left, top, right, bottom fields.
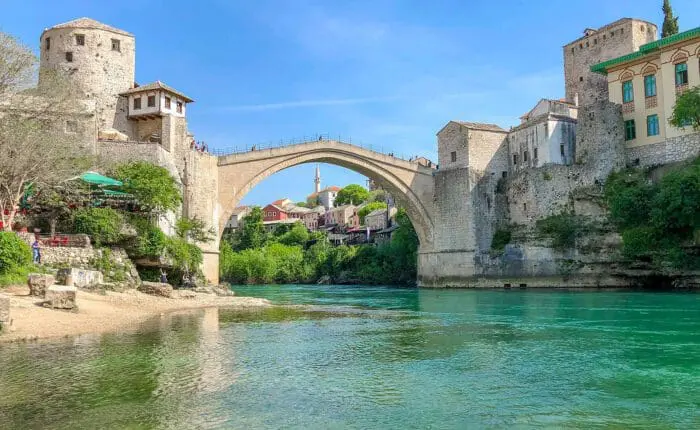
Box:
left=1, top=285, right=699, bottom=429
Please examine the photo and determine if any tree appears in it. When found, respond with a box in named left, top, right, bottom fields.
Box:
left=72, top=207, right=125, bottom=246
left=0, top=31, right=92, bottom=231
left=295, top=201, right=308, bottom=208
left=358, top=201, right=387, bottom=224
left=669, top=86, right=700, bottom=131
left=174, top=217, right=214, bottom=244
left=277, top=222, right=310, bottom=246
left=662, top=0, right=679, bottom=37
left=236, top=207, right=267, bottom=250
left=334, top=184, right=369, bottom=206
left=112, top=162, right=181, bottom=214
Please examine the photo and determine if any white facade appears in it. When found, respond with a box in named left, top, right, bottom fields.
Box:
left=508, top=99, right=578, bottom=172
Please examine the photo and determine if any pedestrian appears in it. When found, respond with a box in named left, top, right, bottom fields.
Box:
left=160, top=269, right=168, bottom=284
left=32, top=238, right=41, bottom=264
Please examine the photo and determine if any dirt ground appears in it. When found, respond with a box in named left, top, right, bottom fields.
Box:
left=0, top=285, right=270, bottom=343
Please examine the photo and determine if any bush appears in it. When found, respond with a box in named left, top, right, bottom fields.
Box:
left=0, top=232, right=31, bottom=275
left=490, top=228, right=512, bottom=254
left=125, top=216, right=167, bottom=258
left=72, top=207, right=124, bottom=246
left=536, top=213, right=588, bottom=250
left=112, top=162, right=181, bottom=213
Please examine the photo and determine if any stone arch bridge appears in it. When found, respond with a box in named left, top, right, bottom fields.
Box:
left=183, top=139, right=477, bottom=287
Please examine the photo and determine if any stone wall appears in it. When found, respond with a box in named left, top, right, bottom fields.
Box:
left=96, top=141, right=182, bottom=183
left=626, top=132, right=700, bottom=167
left=437, top=122, right=467, bottom=170
left=468, top=129, right=508, bottom=174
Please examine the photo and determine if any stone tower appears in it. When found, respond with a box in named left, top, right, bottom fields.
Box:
left=563, top=18, right=657, bottom=106
left=39, top=18, right=136, bottom=135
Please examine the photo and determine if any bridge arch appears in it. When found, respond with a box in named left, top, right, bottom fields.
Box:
left=216, top=140, right=435, bottom=248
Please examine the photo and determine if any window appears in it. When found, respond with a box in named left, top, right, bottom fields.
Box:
left=622, top=80, right=633, bottom=103
left=176, top=101, right=183, bottom=113
left=65, top=51, right=73, bottom=62
left=45, top=37, right=50, bottom=50
left=75, top=34, right=85, bottom=46
left=579, top=43, right=583, bottom=49
left=111, top=39, right=121, bottom=51
left=675, top=63, right=688, bottom=86
left=571, top=47, right=574, bottom=54
left=533, top=147, right=538, bottom=159
left=646, top=114, right=659, bottom=136
left=523, top=203, right=527, bottom=211
left=450, top=151, right=456, bottom=162
left=644, top=74, right=656, bottom=97
left=585, top=41, right=589, bottom=48
left=65, top=120, right=78, bottom=133
left=624, top=119, right=636, bottom=141
left=133, top=97, right=141, bottom=110
left=523, top=150, right=529, bottom=162
left=560, top=144, right=565, bottom=158
left=502, top=171, right=507, bottom=178
left=513, top=154, right=518, bottom=165
left=641, top=25, right=645, bottom=32
left=147, top=95, right=155, bottom=107
left=579, top=76, right=584, bottom=82
left=164, top=97, right=171, bottom=109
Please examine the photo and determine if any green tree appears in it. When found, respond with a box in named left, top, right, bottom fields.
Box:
left=669, top=86, right=700, bottom=131
left=661, top=0, right=679, bottom=37
left=277, top=222, right=310, bottom=246
left=174, top=217, right=214, bottom=243
left=112, top=162, right=181, bottom=213
left=236, top=207, right=267, bottom=250
left=0, top=232, right=31, bottom=275
left=358, top=201, right=387, bottom=224
left=72, top=207, right=124, bottom=246
left=335, top=184, right=369, bottom=206
left=295, top=201, right=308, bottom=208
left=124, top=216, right=167, bottom=259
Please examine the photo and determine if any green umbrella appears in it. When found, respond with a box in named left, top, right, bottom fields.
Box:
left=79, top=171, right=123, bottom=187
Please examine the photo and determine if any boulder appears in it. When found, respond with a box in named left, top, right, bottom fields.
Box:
left=44, top=286, right=77, bottom=310
left=27, top=274, right=56, bottom=297
left=57, top=268, right=103, bottom=289
left=138, top=282, right=173, bottom=298
left=0, top=293, right=10, bottom=331
left=213, top=285, right=235, bottom=297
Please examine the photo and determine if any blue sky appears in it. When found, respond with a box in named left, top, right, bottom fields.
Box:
left=3, top=0, right=698, bottom=206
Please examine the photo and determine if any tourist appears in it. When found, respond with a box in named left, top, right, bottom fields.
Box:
left=31, top=238, right=41, bottom=264
left=160, top=269, right=168, bottom=284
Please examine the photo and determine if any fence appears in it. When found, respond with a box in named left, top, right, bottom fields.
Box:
left=209, top=133, right=413, bottom=161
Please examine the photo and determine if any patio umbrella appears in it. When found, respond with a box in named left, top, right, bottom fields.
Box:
left=79, top=171, right=123, bottom=187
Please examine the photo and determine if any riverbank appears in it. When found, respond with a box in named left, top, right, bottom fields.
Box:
left=0, top=285, right=270, bottom=343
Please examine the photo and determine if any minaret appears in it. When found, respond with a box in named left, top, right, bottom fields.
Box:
left=314, top=164, right=321, bottom=193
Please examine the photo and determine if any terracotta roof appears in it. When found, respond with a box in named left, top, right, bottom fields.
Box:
left=271, top=198, right=290, bottom=206
left=453, top=121, right=508, bottom=133
left=44, top=17, right=133, bottom=37
left=119, top=81, right=194, bottom=103
left=307, top=186, right=341, bottom=198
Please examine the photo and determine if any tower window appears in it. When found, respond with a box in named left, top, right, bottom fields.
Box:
left=523, top=203, right=527, bottom=212
left=176, top=101, right=183, bottom=114
left=133, top=97, right=141, bottom=110
left=450, top=151, right=456, bottom=162
left=65, top=51, right=73, bottom=62
left=579, top=76, right=583, bottom=82
left=147, top=95, right=155, bottom=107
left=571, top=47, right=574, bottom=54
left=65, top=120, right=78, bottom=133
left=533, top=147, right=538, bottom=159
left=111, top=39, right=121, bottom=52
left=594, top=38, right=597, bottom=45
left=75, top=34, right=85, bottom=46
left=560, top=144, right=565, bottom=158
left=513, top=154, right=518, bottom=165
left=164, top=97, right=171, bottom=109
left=523, top=150, right=529, bottom=162
left=45, top=37, right=50, bottom=50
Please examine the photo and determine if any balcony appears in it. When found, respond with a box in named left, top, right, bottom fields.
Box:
left=645, top=95, right=657, bottom=109
left=622, top=101, right=635, bottom=114
left=676, top=83, right=689, bottom=95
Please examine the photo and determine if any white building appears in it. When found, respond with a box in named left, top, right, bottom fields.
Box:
left=508, top=99, right=578, bottom=173
left=224, top=206, right=250, bottom=231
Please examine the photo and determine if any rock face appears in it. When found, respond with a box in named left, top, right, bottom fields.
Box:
left=57, top=268, right=104, bottom=289
left=0, top=293, right=10, bottom=330
left=45, top=286, right=78, bottom=310
left=27, top=274, right=56, bottom=297
left=138, top=282, right=173, bottom=298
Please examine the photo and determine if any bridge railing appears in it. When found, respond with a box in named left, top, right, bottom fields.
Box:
left=209, top=133, right=414, bottom=162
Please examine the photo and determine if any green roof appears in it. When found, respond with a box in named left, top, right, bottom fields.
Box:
left=591, top=26, right=700, bottom=75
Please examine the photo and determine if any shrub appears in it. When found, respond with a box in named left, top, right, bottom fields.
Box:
left=543, top=172, right=552, bottom=181
left=72, top=207, right=124, bottom=246
left=126, top=216, right=167, bottom=258
left=0, top=232, right=31, bottom=275
left=536, top=213, right=588, bottom=250
left=490, top=228, right=512, bottom=254
left=112, top=161, right=181, bottom=213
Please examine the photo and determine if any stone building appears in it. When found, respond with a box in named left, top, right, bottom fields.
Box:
left=308, top=186, right=340, bottom=210
left=325, top=205, right=358, bottom=229
left=508, top=99, right=578, bottom=173
left=365, top=207, right=397, bottom=231
left=224, top=206, right=250, bottom=231
left=592, top=26, right=700, bottom=166
left=564, top=18, right=658, bottom=106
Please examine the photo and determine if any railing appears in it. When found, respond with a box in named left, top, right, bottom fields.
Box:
left=209, top=133, right=413, bottom=161
left=34, top=233, right=90, bottom=248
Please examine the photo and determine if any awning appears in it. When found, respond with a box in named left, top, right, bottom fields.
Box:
left=79, top=171, right=123, bottom=187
